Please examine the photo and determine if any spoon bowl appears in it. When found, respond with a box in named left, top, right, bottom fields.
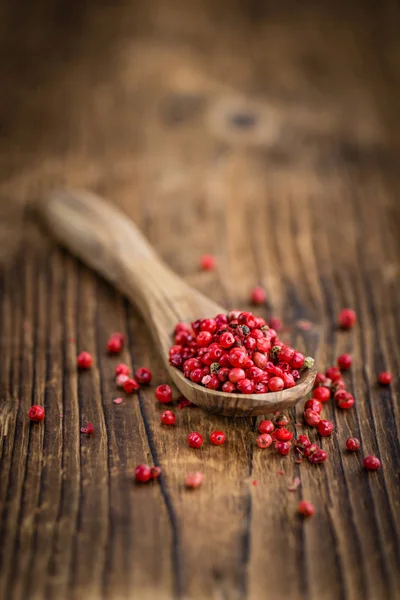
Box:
left=38, top=189, right=316, bottom=416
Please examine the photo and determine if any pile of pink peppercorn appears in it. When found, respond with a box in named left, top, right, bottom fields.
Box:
left=168, top=310, right=315, bottom=394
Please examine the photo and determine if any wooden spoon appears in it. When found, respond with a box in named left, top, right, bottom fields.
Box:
left=38, top=189, right=316, bottom=416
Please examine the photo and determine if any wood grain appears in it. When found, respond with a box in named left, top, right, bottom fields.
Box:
left=0, top=1, right=399, bottom=599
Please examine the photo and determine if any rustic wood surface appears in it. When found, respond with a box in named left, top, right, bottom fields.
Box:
left=0, top=1, right=399, bottom=599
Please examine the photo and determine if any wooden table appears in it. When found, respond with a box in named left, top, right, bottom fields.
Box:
left=0, top=2, right=399, bottom=599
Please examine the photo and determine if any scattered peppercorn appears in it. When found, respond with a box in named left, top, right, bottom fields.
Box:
left=80, top=421, right=94, bottom=434
left=210, top=431, right=226, bottom=445
left=123, top=378, right=139, bottom=394
left=187, top=432, right=203, bottom=449
left=155, top=384, right=172, bottom=403
left=185, top=472, right=204, bottom=488
left=378, top=371, right=392, bottom=385
left=337, top=354, right=352, bottom=370
left=258, top=420, right=275, bottom=434
left=115, top=363, right=130, bottom=376
left=298, top=501, right=315, bottom=517
left=161, top=410, right=176, bottom=425
left=107, top=334, right=124, bottom=354
left=200, top=254, right=216, bottom=271
left=312, top=386, right=331, bottom=403
left=338, top=308, right=357, bottom=329
left=27, top=405, right=45, bottom=422
left=135, top=367, right=152, bottom=385
left=250, top=286, right=267, bottom=305
left=77, top=351, right=93, bottom=369
left=346, top=437, right=360, bottom=451
left=317, top=419, right=334, bottom=437
left=256, top=433, right=273, bottom=449
left=135, top=464, right=152, bottom=482
left=363, top=455, right=381, bottom=471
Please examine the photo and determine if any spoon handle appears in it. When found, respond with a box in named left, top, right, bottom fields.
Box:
left=38, top=189, right=191, bottom=322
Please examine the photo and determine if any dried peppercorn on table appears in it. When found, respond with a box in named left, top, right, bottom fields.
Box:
left=0, top=2, right=399, bottom=600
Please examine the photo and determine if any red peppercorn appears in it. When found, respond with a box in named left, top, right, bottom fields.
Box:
left=305, top=399, right=323, bottom=414
left=77, top=351, right=93, bottom=369
left=250, top=286, right=267, bottom=305
left=222, top=381, right=236, bottom=393
left=335, top=391, right=354, bottom=409
left=246, top=366, right=264, bottom=382
left=283, top=373, right=295, bottom=389
left=196, top=331, right=212, bottom=347
left=279, top=346, right=295, bottom=363
left=291, top=352, right=305, bottom=369
left=337, top=353, right=352, bottom=370
left=185, top=472, right=204, bottom=488
left=317, top=419, right=334, bottom=437
left=229, top=368, right=246, bottom=383
left=363, top=455, right=381, bottom=471
left=378, top=371, right=392, bottom=385
left=187, top=432, right=203, bottom=449
left=312, top=386, right=331, bottom=403
left=275, top=427, right=293, bottom=442
left=210, top=431, right=226, bottom=445
left=314, top=372, right=328, bottom=387
left=296, top=434, right=311, bottom=449
left=275, top=441, right=291, bottom=455
left=107, top=335, right=124, bottom=354
left=237, top=378, right=255, bottom=394
left=115, top=363, right=130, bottom=376
left=135, top=464, right=152, bottom=483
left=308, top=449, right=328, bottom=464
left=174, top=322, right=192, bottom=335
left=151, top=466, right=161, bottom=479
left=161, top=410, right=176, bottom=425
left=258, top=420, right=275, bottom=434
left=155, top=384, right=173, bottom=403
left=228, top=348, right=248, bottom=368
left=338, top=308, right=357, bottom=329
left=298, top=501, right=315, bottom=517
left=304, top=408, right=321, bottom=427
left=303, top=443, right=319, bottom=458
left=346, top=437, right=360, bottom=451
left=275, top=414, right=290, bottom=427
left=256, top=433, right=273, bottom=449
left=200, top=254, right=216, bottom=271
left=219, top=331, right=235, bottom=348
left=252, top=352, right=268, bottom=370
left=268, top=317, right=282, bottom=331
left=325, top=366, right=341, bottom=382
left=135, top=367, right=152, bottom=385
left=27, top=405, right=45, bottom=422
left=190, top=368, right=203, bottom=384
left=123, top=378, right=139, bottom=394
left=269, top=377, right=284, bottom=392
left=201, top=374, right=220, bottom=389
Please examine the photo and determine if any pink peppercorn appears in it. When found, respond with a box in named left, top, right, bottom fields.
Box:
left=187, top=432, right=203, bottom=449
left=77, top=351, right=93, bottom=369
left=135, top=367, right=152, bottom=385
left=335, top=391, right=354, bottom=409
left=296, top=434, right=311, bottom=449
left=135, top=464, right=152, bottom=483
left=155, top=384, right=173, bottom=403
left=317, top=419, right=334, bottom=437
left=275, top=441, right=291, bottom=456
left=222, top=381, right=236, bottom=393
left=269, top=377, right=284, bottom=392
left=185, top=472, right=204, bottom=488
left=291, top=352, right=305, bottom=369
left=325, top=366, right=342, bottom=382
left=210, top=431, right=226, bottom=445
left=116, top=374, right=129, bottom=389
left=200, top=254, right=216, bottom=271
left=378, top=371, right=392, bottom=385
left=298, top=501, right=315, bottom=517
left=250, top=286, right=267, bottom=305
left=161, top=410, right=176, bottom=425
left=275, top=428, right=293, bottom=442
left=27, top=405, right=45, bottom=422
left=258, top=420, right=275, bottom=434
left=337, top=354, right=352, bottom=370
left=312, top=386, right=331, bottom=403
left=308, top=449, right=328, bottom=464
left=304, top=399, right=323, bottom=414
left=151, top=466, right=162, bottom=479
left=363, top=455, right=381, bottom=471
left=256, top=433, right=273, bottom=449
left=123, top=378, right=139, bottom=394
left=304, top=408, right=321, bottom=427
left=107, top=335, right=124, bottom=354
left=115, top=363, right=130, bottom=376
left=338, top=308, right=357, bottom=329
left=219, top=331, right=235, bottom=348
left=346, top=437, right=360, bottom=451
left=237, top=378, right=255, bottom=394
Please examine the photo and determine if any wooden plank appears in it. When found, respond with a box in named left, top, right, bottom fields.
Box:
left=0, top=1, right=399, bottom=599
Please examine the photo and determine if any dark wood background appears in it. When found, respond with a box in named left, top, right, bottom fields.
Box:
left=0, top=1, right=399, bottom=599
